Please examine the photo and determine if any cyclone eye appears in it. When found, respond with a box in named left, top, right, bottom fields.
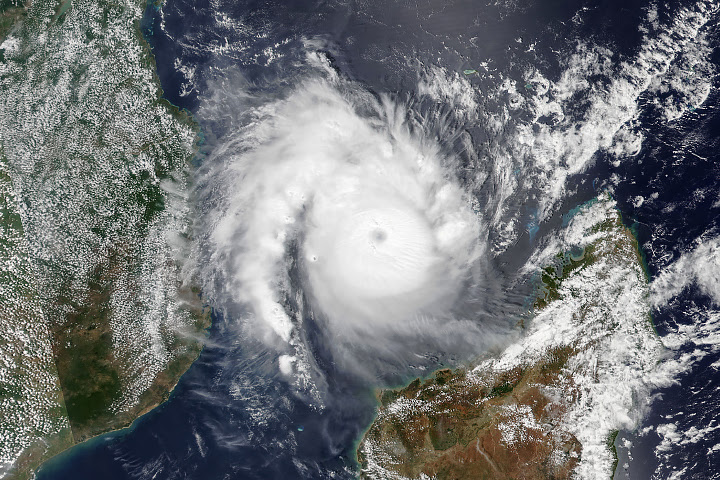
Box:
left=371, top=228, right=387, bottom=243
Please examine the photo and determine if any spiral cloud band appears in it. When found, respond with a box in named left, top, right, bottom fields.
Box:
left=204, top=77, right=483, bottom=350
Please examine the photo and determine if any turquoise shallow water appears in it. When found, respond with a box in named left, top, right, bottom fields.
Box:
left=36, top=0, right=720, bottom=478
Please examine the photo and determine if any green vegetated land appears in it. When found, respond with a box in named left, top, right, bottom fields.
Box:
left=0, top=148, right=75, bottom=479
left=0, top=0, right=26, bottom=42
left=358, top=195, right=652, bottom=480
left=0, top=0, right=210, bottom=477
left=51, top=248, right=210, bottom=443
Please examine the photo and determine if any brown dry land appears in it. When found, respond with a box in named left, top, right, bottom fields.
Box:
left=359, top=346, right=582, bottom=480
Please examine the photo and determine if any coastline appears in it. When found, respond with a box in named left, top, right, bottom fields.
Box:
left=32, top=334, right=206, bottom=479
left=11, top=300, right=211, bottom=480
left=1, top=0, right=210, bottom=476
left=355, top=194, right=663, bottom=479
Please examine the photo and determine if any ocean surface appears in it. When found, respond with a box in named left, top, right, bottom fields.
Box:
left=36, top=0, right=720, bottom=478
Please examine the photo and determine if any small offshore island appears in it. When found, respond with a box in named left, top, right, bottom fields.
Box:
left=0, top=0, right=208, bottom=478
left=358, top=194, right=666, bottom=479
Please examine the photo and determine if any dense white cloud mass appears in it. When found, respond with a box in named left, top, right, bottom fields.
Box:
left=198, top=76, right=484, bottom=356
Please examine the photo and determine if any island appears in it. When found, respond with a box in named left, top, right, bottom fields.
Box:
left=358, top=193, right=664, bottom=479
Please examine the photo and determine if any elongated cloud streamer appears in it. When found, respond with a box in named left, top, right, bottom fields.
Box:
left=200, top=76, right=484, bottom=359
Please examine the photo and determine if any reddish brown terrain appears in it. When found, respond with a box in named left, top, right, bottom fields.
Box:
left=359, top=346, right=582, bottom=480
left=358, top=194, right=661, bottom=479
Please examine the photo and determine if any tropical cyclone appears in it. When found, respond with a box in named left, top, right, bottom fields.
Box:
left=198, top=77, right=485, bottom=381
left=358, top=193, right=671, bottom=479
left=0, top=0, right=207, bottom=477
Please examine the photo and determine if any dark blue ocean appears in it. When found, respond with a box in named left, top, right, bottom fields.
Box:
left=36, top=0, right=720, bottom=478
